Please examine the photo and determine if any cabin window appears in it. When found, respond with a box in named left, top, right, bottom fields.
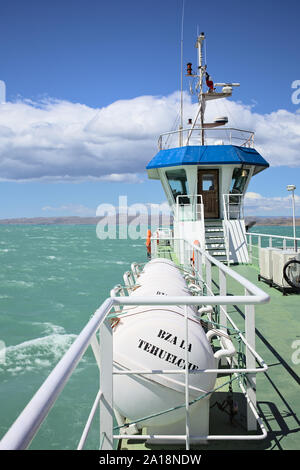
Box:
left=165, top=169, right=189, bottom=203
left=230, top=168, right=249, bottom=194
left=202, top=175, right=215, bottom=191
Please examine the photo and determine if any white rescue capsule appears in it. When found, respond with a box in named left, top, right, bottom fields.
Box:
left=113, top=260, right=218, bottom=440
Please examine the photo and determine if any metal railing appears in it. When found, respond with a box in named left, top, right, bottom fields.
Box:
left=246, top=231, right=300, bottom=266
left=0, top=238, right=269, bottom=451
left=158, top=127, right=255, bottom=150
left=175, top=194, right=204, bottom=222
left=223, top=193, right=244, bottom=221
left=222, top=194, right=245, bottom=265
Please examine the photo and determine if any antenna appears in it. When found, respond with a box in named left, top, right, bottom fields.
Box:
left=179, top=0, right=185, bottom=146
left=197, top=32, right=206, bottom=145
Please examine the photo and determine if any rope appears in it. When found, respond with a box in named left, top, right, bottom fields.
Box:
left=107, top=307, right=204, bottom=326
left=113, top=372, right=245, bottom=431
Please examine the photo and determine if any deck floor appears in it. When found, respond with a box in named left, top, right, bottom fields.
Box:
left=119, top=257, right=300, bottom=451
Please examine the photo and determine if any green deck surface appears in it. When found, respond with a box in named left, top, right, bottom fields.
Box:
left=119, top=248, right=300, bottom=451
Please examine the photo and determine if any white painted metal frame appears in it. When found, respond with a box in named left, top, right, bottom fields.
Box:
left=0, top=240, right=269, bottom=451
left=175, top=194, right=204, bottom=222
left=223, top=193, right=245, bottom=264
left=246, top=231, right=300, bottom=265
left=223, top=193, right=244, bottom=221
left=158, top=127, right=255, bottom=150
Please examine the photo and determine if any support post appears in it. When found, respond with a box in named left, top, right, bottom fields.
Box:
left=245, top=289, right=257, bottom=431
left=219, top=269, right=227, bottom=331
left=184, top=305, right=190, bottom=450
left=99, top=318, right=114, bottom=449
left=249, top=235, right=252, bottom=264
left=205, top=256, right=212, bottom=295
left=219, top=269, right=227, bottom=366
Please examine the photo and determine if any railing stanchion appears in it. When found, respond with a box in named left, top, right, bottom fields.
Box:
left=245, top=289, right=257, bottom=431
left=249, top=234, right=252, bottom=264
left=184, top=305, right=190, bottom=450
left=99, top=317, right=114, bottom=450
left=219, top=269, right=227, bottom=333
left=205, top=256, right=212, bottom=295
left=196, top=246, right=203, bottom=285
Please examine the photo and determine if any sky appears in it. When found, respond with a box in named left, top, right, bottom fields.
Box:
left=0, top=0, right=300, bottom=218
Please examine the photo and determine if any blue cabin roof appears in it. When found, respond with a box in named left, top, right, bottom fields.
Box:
left=146, top=145, right=269, bottom=174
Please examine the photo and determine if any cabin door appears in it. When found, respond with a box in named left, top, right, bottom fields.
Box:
left=198, top=169, right=219, bottom=218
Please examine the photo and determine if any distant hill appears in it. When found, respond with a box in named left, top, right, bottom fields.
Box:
left=0, top=215, right=299, bottom=226
left=0, top=214, right=172, bottom=225
left=245, top=216, right=300, bottom=226
left=0, top=216, right=102, bottom=225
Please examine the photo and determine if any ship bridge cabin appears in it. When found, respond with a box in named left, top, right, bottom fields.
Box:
left=147, top=131, right=269, bottom=264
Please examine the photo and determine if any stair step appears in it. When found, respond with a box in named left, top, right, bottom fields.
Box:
left=205, top=234, right=224, bottom=238
left=205, top=222, right=223, bottom=226
left=205, top=219, right=223, bottom=224
left=206, top=241, right=225, bottom=245
left=206, top=245, right=226, bottom=253
left=205, top=225, right=223, bottom=228
left=206, top=235, right=224, bottom=239
left=205, top=228, right=223, bottom=233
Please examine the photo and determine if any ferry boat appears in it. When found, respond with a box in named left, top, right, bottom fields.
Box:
left=0, top=33, right=299, bottom=452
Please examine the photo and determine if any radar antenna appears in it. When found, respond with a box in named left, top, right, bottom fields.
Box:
left=185, top=33, right=240, bottom=145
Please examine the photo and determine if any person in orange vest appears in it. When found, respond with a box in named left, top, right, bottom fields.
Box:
left=191, top=240, right=200, bottom=272
left=146, top=230, right=151, bottom=259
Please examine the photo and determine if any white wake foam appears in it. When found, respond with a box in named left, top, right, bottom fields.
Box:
left=0, top=331, right=77, bottom=376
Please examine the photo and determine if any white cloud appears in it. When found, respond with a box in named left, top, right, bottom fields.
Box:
left=244, top=191, right=300, bottom=214
left=98, top=173, right=143, bottom=183
left=203, top=99, right=300, bottom=167
left=0, top=92, right=300, bottom=182
left=0, top=94, right=186, bottom=182
left=244, top=191, right=263, bottom=200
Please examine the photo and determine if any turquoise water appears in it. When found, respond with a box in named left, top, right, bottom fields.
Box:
left=0, top=225, right=146, bottom=450
left=0, top=223, right=299, bottom=449
left=249, top=224, right=300, bottom=243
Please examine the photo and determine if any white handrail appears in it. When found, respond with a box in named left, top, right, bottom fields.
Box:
left=175, top=194, right=204, bottom=222
left=222, top=196, right=230, bottom=264
left=158, top=127, right=255, bottom=150
left=77, top=390, right=103, bottom=450
left=246, top=231, right=300, bottom=241
left=0, top=298, right=114, bottom=451
left=246, top=231, right=300, bottom=264
left=223, top=193, right=244, bottom=220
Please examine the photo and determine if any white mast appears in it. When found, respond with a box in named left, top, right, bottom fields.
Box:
left=179, top=0, right=185, bottom=147
left=196, top=32, right=206, bottom=145
left=185, top=32, right=206, bottom=146
left=185, top=33, right=240, bottom=147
